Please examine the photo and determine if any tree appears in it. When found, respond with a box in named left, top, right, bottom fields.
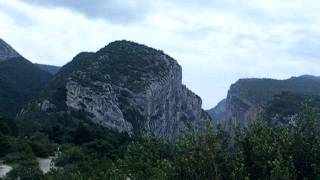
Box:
left=173, top=124, right=233, bottom=180
left=116, top=135, right=174, bottom=180
left=292, top=108, right=320, bottom=179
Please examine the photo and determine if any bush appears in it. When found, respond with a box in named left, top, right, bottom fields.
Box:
left=55, top=146, right=85, bottom=167
left=0, top=136, right=18, bottom=157
left=29, top=132, right=56, bottom=158
left=6, top=166, right=44, bottom=180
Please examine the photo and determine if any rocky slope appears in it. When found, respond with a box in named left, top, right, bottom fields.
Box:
left=0, top=39, right=52, bottom=117
left=262, top=92, right=320, bottom=128
left=207, top=99, right=226, bottom=127
left=19, top=40, right=209, bottom=141
left=0, top=39, right=20, bottom=61
left=209, top=76, right=320, bottom=129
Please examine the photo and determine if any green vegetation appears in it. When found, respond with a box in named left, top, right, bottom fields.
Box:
left=0, top=57, right=52, bottom=117
left=2, top=104, right=320, bottom=179
left=34, top=64, right=61, bottom=75
left=263, top=92, right=320, bottom=127
left=230, top=76, right=320, bottom=106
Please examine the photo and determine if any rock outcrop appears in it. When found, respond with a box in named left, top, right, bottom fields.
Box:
left=210, top=76, right=320, bottom=130
left=21, top=40, right=209, bottom=141
left=224, top=87, right=261, bottom=130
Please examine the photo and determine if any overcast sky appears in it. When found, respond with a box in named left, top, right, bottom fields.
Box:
left=1, top=0, right=320, bottom=109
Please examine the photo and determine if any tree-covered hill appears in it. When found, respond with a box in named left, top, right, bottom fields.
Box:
left=229, top=75, right=320, bottom=106
left=0, top=39, right=53, bottom=117
left=0, top=57, right=52, bottom=117
left=35, top=64, right=61, bottom=75
left=263, top=92, right=320, bottom=128
left=209, top=75, right=320, bottom=129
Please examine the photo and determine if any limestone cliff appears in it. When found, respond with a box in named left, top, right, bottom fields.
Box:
left=210, top=76, right=320, bottom=130
left=21, top=40, right=209, bottom=141
left=207, top=99, right=226, bottom=127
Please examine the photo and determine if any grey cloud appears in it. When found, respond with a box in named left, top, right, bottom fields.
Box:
left=20, top=0, right=151, bottom=24
left=0, top=3, right=35, bottom=27
left=167, top=0, right=315, bottom=25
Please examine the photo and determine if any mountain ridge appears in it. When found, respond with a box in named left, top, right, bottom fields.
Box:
left=0, top=39, right=53, bottom=117
left=0, top=39, right=21, bottom=60
left=19, top=40, right=209, bottom=142
left=209, top=75, right=320, bottom=129
left=35, top=63, right=61, bottom=75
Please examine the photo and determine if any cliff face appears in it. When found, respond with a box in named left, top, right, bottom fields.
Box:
left=210, top=76, right=320, bottom=130
left=22, top=40, right=208, bottom=141
left=207, top=99, right=226, bottom=127
left=224, top=90, right=260, bottom=130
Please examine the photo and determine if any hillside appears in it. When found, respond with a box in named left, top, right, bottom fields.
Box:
left=35, top=63, right=61, bottom=75
left=263, top=92, right=320, bottom=128
left=0, top=39, right=20, bottom=60
left=0, top=40, right=52, bottom=117
left=209, top=75, right=320, bottom=129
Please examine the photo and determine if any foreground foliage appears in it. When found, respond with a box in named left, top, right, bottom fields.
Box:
left=1, top=107, right=320, bottom=179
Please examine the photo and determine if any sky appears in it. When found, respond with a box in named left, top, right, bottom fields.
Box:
left=1, top=0, right=320, bottom=109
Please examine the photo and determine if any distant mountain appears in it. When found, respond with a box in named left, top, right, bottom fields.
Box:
left=209, top=75, right=320, bottom=129
left=35, top=63, right=61, bottom=75
left=18, top=40, right=209, bottom=141
left=0, top=39, right=52, bottom=117
left=0, top=39, right=20, bottom=60
left=207, top=99, right=226, bottom=127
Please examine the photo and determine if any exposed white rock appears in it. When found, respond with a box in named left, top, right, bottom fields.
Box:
left=38, top=156, right=56, bottom=174
left=0, top=164, right=12, bottom=178
left=38, top=99, right=55, bottom=111
left=66, top=79, right=133, bottom=133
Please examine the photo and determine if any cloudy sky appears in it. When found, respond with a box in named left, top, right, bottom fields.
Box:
left=1, top=0, right=320, bottom=109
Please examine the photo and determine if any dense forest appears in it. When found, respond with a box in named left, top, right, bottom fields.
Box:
left=1, top=105, right=320, bottom=179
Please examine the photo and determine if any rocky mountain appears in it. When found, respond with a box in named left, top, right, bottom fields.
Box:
left=207, top=99, right=226, bottom=127
left=19, top=40, right=209, bottom=141
left=209, top=75, right=320, bottom=129
left=0, top=39, right=20, bottom=60
left=35, top=63, right=61, bottom=75
left=0, top=39, right=53, bottom=117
